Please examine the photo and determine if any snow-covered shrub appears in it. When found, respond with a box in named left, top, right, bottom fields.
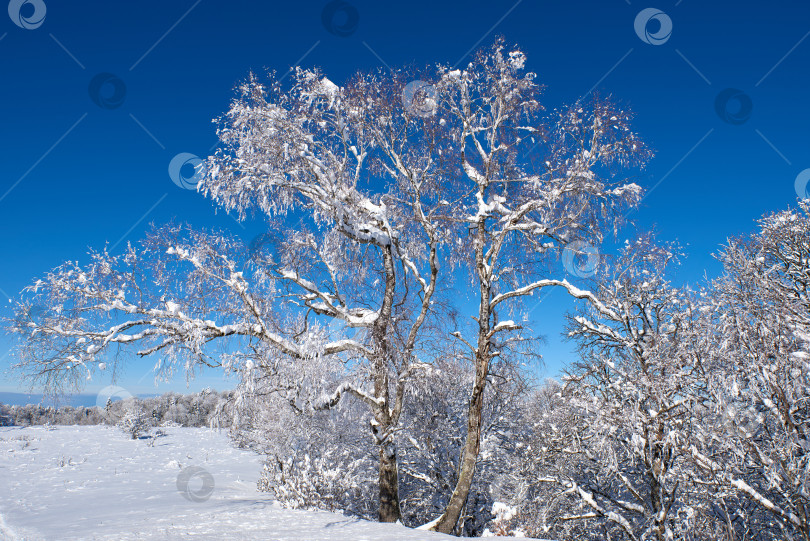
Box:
left=0, top=404, right=12, bottom=426
left=117, top=401, right=151, bottom=439
left=481, top=502, right=524, bottom=537
left=258, top=446, right=378, bottom=517
left=252, top=398, right=378, bottom=519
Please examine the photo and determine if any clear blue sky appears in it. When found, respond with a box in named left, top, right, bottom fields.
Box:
left=1, top=0, right=808, bottom=397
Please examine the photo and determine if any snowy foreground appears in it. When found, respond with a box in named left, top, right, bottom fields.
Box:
left=0, top=425, right=454, bottom=540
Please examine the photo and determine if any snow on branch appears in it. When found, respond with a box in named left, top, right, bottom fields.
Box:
left=491, top=278, right=621, bottom=321
left=313, top=381, right=384, bottom=412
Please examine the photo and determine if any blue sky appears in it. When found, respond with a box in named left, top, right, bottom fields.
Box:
left=1, top=0, right=808, bottom=397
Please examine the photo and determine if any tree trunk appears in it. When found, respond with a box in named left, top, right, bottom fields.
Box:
left=378, top=439, right=402, bottom=522
left=432, top=214, right=492, bottom=534
left=431, top=355, right=488, bottom=533
left=375, top=245, right=401, bottom=523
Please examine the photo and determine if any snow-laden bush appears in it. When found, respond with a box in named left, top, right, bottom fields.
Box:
left=228, top=334, right=381, bottom=520
left=117, top=401, right=151, bottom=439
left=251, top=394, right=379, bottom=520
left=0, top=404, right=13, bottom=426
left=258, top=447, right=378, bottom=517
left=481, top=502, right=527, bottom=537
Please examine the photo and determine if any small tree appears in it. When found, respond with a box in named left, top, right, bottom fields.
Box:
left=117, top=400, right=151, bottom=440
left=552, top=238, right=705, bottom=540
left=8, top=62, right=445, bottom=523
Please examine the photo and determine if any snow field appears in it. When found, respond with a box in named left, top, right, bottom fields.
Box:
left=0, top=425, right=453, bottom=540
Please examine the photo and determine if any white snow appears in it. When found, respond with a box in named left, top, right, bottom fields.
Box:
left=0, top=425, right=454, bottom=540
left=491, top=501, right=517, bottom=521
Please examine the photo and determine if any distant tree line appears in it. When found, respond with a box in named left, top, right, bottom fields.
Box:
left=0, top=388, right=235, bottom=429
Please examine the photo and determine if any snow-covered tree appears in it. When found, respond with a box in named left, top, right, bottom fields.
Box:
left=690, top=201, right=810, bottom=540
left=198, top=61, right=462, bottom=521
left=8, top=39, right=649, bottom=528
left=9, top=59, right=447, bottom=523
left=555, top=238, right=707, bottom=540
left=425, top=40, right=650, bottom=533
left=117, top=399, right=151, bottom=439
left=485, top=237, right=705, bottom=540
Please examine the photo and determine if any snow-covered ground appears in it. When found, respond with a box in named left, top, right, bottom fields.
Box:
left=0, top=425, right=453, bottom=540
